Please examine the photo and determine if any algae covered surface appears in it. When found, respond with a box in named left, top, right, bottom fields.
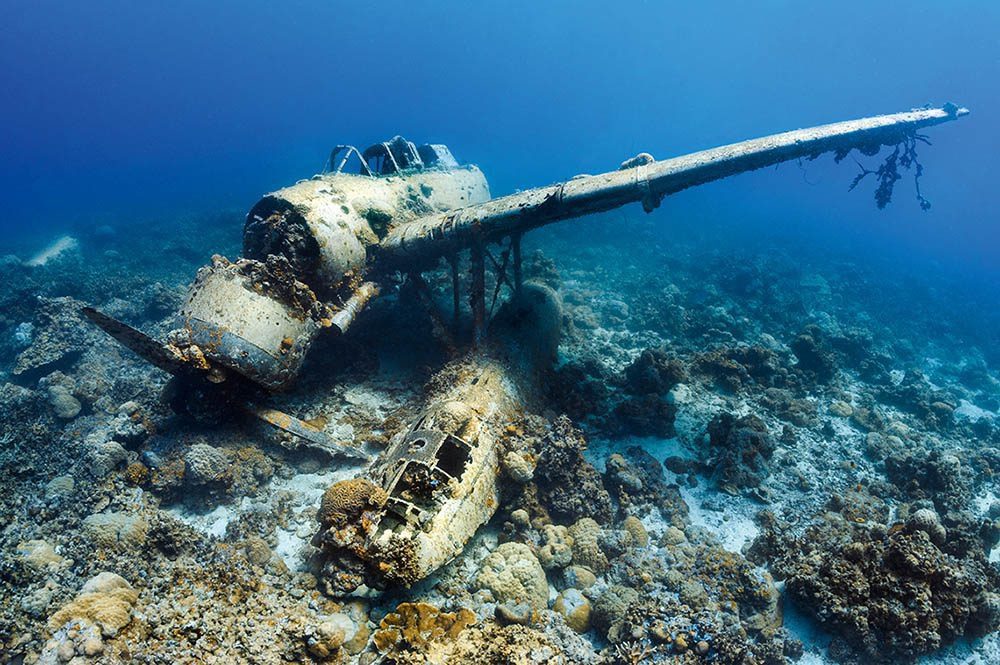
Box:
left=0, top=210, right=998, bottom=664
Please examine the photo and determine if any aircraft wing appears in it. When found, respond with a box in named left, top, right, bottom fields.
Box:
left=379, top=104, right=968, bottom=268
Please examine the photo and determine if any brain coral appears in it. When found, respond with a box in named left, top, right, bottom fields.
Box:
left=318, top=477, right=387, bottom=528
left=475, top=542, right=549, bottom=611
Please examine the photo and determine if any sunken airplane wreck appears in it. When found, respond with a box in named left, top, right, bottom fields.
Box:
left=84, top=104, right=968, bottom=594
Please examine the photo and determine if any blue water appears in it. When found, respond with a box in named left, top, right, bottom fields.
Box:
left=1, top=1, right=997, bottom=273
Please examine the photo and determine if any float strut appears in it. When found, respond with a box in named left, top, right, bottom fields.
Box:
left=449, top=254, right=460, bottom=333
left=512, top=233, right=523, bottom=296
left=470, top=242, right=486, bottom=346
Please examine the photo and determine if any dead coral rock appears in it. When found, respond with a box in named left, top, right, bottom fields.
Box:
left=535, top=416, right=613, bottom=524
left=610, top=596, right=795, bottom=663
left=546, top=359, right=615, bottom=420
left=879, top=369, right=957, bottom=430
left=373, top=602, right=476, bottom=655
left=12, top=296, right=95, bottom=380
left=592, top=584, right=639, bottom=641
left=624, top=349, right=687, bottom=395
left=524, top=249, right=561, bottom=290
left=705, top=413, right=775, bottom=493
left=48, top=572, right=139, bottom=638
left=762, top=387, right=817, bottom=427
left=610, top=393, right=677, bottom=438
left=885, top=448, right=971, bottom=514
left=693, top=345, right=784, bottom=393
left=790, top=325, right=837, bottom=383
left=452, top=622, right=567, bottom=664
left=476, top=542, right=549, bottom=611
left=318, top=477, right=387, bottom=528
left=603, top=447, right=689, bottom=525
left=756, top=493, right=1000, bottom=663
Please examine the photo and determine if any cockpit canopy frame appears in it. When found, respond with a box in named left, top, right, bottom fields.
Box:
left=326, top=136, right=460, bottom=177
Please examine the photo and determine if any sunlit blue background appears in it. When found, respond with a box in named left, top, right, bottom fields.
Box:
left=1, top=1, right=997, bottom=272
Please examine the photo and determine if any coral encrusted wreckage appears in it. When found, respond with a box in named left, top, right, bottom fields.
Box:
left=2, top=118, right=999, bottom=662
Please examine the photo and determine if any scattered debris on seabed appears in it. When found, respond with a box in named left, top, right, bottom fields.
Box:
left=1, top=211, right=999, bottom=664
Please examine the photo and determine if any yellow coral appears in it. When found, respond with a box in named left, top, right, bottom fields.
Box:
left=319, top=478, right=388, bottom=528
left=124, top=462, right=149, bottom=486
left=373, top=602, right=476, bottom=653
left=568, top=518, right=609, bottom=574
left=16, top=540, right=64, bottom=570
left=48, top=573, right=139, bottom=638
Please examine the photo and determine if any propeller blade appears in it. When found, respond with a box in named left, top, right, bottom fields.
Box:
left=81, top=307, right=188, bottom=375
left=245, top=404, right=370, bottom=461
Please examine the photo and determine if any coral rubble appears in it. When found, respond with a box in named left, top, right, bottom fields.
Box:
left=1, top=211, right=999, bottom=665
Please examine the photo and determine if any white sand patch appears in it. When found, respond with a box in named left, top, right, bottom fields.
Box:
left=274, top=527, right=304, bottom=568
left=268, top=466, right=365, bottom=571
left=933, top=633, right=1000, bottom=665
left=583, top=435, right=688, bottom=470
left=587, top=435, right=760, bottom=553
left=679, top=482, right=760, bottom=554
left=779, top=589, right=834, bottom=664
left=167, top=464, right=366, bottom=571
left=273, top=468, right=359, bottom=508
left=973, top=489, right=998, bottom=517
left=167, top=502, right=240, bottom=539
left=343, top=387, right=393, bottom=413
left=971, top=487, right=1000, bottom=564
left=26, top=235, right=79, bottom=267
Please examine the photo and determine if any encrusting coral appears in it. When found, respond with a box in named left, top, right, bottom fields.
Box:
left=373, top=602, right=477, bottom=658
left=47, top=572, right=139, bottom=638
left=534, top=416, right=614, bottom=524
